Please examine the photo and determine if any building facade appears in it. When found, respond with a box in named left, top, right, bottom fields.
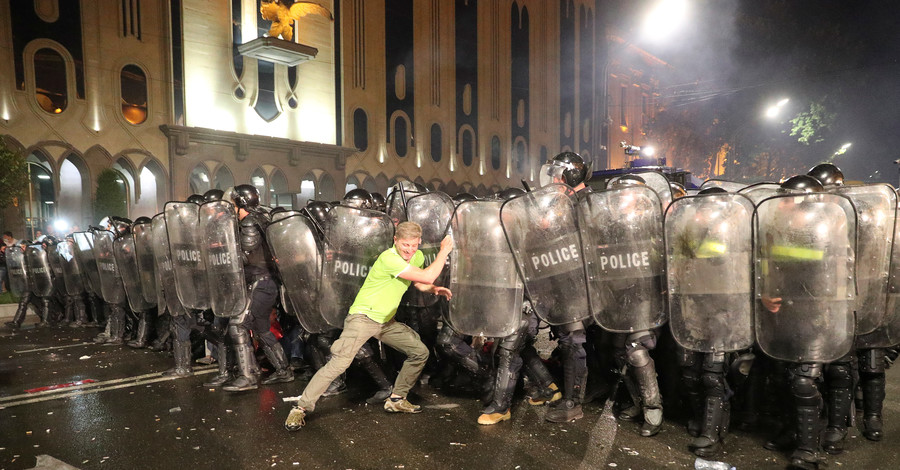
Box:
left=1, top=0, right=660, bottom=236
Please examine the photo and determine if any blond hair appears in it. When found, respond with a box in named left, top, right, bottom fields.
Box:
left=395, top=221, right=422, bottom=240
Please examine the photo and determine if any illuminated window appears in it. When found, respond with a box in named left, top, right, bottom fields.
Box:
left=121, top=65, right=148, bottom=124
left=269, top=169, right=289, bottom=208
left=189, top=165, right=211, bottom=194
left=250, top=168, right=267, bottom=204
left=34, top=48, right=67, bottom=114
left=213, top=165, right=234, bottom=190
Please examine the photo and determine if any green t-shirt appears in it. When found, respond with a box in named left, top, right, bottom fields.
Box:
left=348, top=246, right=425, bottom=323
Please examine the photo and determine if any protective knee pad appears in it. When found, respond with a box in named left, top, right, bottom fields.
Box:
left=825, top=361, right=854, bottom=389
left=355, top=342, right=375, bottom=361
left=678, top=348, right=700, bottom=368
left=701, top=369, right=727, bottom=398
left=790, top=375, right=822, bottom=407
left=227, top=323, right=252, bottom=346
left=859, top=348, right=886, bottom=374
left=625, top=345, right=651, bottom=368
left=701, top=352, right=726, bottom=374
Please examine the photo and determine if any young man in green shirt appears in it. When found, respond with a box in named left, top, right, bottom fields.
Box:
left=285, top=221, right=453, bottom=431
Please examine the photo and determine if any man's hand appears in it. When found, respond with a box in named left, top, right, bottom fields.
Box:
left=761, top=296, right=782, bottom=313
left=439, top=235, right=454, bottom=254
left=433, top=286, right=452, bottom=300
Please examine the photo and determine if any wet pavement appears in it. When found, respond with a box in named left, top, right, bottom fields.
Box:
left=1, top=323, right=898, bottom=470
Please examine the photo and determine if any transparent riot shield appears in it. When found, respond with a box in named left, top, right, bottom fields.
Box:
left=267, top=214, right=330, bottom=333
left=25, top=245, right=53, bottom=297
left=580, top=185, right=667, bottom=333
left=500, top=184, right=589, bottom=325
left=165, top=202, right=210, bottom=310
left=132, top=221, right=157, bottom=305
left=832, top=184, right=896, bottom=335
left=448, top=200, right=524, bottom=337
left=151, top=213, right=184, bottom=316
left=92, top=230, right=128, bottom=305
left=610, top=171, right=673, bottom=212
left=386, top=181, right=426, bottom=225
left=401, top=192, right=455, bottom=307
left=699, top=179, right=747, bottom=193
left=113, top=233, right=154, bottom=312
left=56, top=240, right=85, bottom=296
left=319, top=206, right=395, bottom=328
left=754, top=193, right=857, bottom=363
left=665, top=193, right=755, bottom=352
left=5, top=246, right=29, bottom=297
left=72, top=232, right=101, bottom=295
left=271, top=210, right=303, bottom=223
left=198, top=200, right=247, bottom=318
left=885, top=196, right=900, bottom=346
left=737, top=182, right=782, bottom=205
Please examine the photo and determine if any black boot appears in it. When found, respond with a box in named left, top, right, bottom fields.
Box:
left=223, top=329, right=259, bottom=392
left=203, top=342, right=233, bottom=387
left=822, top=386, right=851, bottom=454
left=261, top=345, right=295, bottom=385
left=357, top=356, right=393, bottom=404
left=162, top=340, right=193, bottom=377
left=94, top=317, right=112, bottom=343
left=789, top=405, right=823, bottom=470
left=691, top=396, right=727, bottom=457
left=37, top=298, right=52, bottom=327
left=633, top=360, right=663, bottom=437
left=106, top=308, right=125, bottom=345
left=5, top=296, right=30, bottom=329
left=127, top=312, right=151, bottom=348
left=861, top=373, right=885, bottom=441
left=482, top=350, right=520, bottom=424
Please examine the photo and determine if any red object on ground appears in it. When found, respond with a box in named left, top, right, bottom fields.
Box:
left=25, top=379, right=96, bottom=393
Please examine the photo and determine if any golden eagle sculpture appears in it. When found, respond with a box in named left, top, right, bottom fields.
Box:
left=260, top=0, right=334, bottom=42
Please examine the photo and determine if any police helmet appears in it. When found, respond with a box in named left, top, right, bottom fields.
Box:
left=186, top=194, right=205, bottom=205
left=132, top=216, right=152, bottom=227
left=549, top=151, right=589, bottom=187
left=111, top=216, right=133, bottom=238
left=231, top=184, right=261, bottom=210
left=698, top=187, right=728, bottom=196
left=780, top=174, right=824, bottom=193
left=370, top=192, right=387, bottom=212
left=343, top=188, right=374, bottom=209
left=452, top=192, right=478, bottom=204
left=305, top=200, right=333, bottom=224
left=496, top=187, right=526, bottom=201
left=203, top=188, right=225, bottom=202
left=609, top=174, right=646, bottom=189
left=669, top=182, right=687, bottom=199
left=807, top=163, right=844, bottom=187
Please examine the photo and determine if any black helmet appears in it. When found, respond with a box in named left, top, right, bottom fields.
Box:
left=414, top=183, right=429, bottom=193
left=698, top=187, right=728, bottom=195
left=807, top=163, right=844, bottom=187
left=780, top=174, right=824, bottom=193
left=111, top=216, right=133, bottom=238
left=452, top=192, right=477, bottom=204
left=610, top=174, right=646, bottom=189
left=186, top=194, right=205, bottom=205
left=270, top=206, right=287, bottom=216
left=549, top=151, right=589, bottom=187
left=42, top=235, right=59, bottom=247
left=343, top=188, right=374, bottom=209
left=133, top=216, right=152, bottom=226
left=496, top=187, right=526, bottom=201
left=305, top=200, right=332, bottom=224
left=231, top=184, right=260, bottom=210
left=669, top=182, right=687, bottom=199
left=370, top=192, right=387, bottom=212
left=203, top=188, right=225, bottom=202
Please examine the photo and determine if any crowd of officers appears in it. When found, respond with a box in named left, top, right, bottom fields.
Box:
left=4, top=153, right=899, bottom=470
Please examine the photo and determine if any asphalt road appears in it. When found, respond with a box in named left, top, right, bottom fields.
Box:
left=1, top=322, right=898, bottom=470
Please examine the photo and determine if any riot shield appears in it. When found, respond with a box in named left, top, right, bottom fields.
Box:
left=151, top=214, right=183, bottom=316
left=386, top=181, right=426, bottom=224
left=72, top=232, right=101, bottom=295
left=198, top=200, right=247, bottom=317
left=885, top=196, right=900, bottom=346
left=665, top=193, right=755, bottom=352
left=699, top=179, right=747, bottom=193
left=267, top=214, right=330, bottom=333
left=25, top=244, right=53, bottom=297
left=610, top=171, right=673, bottom=212
left=832, top=185, right=896, bottom=334
left=401, top=192, right=455, bottom=307
left=737, top=182, right=782, bottom=205
left=5, top=246, right=29, bottom=297
left=92, top=230, right=128, bottom=305
left=448, top=200, right=524, bottom=337
left=56, top=240, right=85, bottom=296
left=132, top=221, right=158, bottom=305
left=579, top=185, right=667, bottom=333
left=113, top=233, right=154, bottom=312
left=165, top=202, right=210, bottom=310
left=500, top=184, right=589, bottom=325
left=271, top=210, right=303, bottom=223
left=754, top=193, right=857, bottom=363
left=319, top=206, right=394, bottom=328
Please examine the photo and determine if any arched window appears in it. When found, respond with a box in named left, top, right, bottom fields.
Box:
left=250, top=168, right=267, bottom=204
left=213, top=165, right=234, bottom=190
left=362, top=176, right=378, bottom=193
left=25, top=153, right=56, bottom=238
left=461, top=128, right=475, bottom=167
left=345, top=175, right=360, bottom=194
left=318, top=173, right=335, bottom=201
left=121, top=64, right=148, bottom=124
left=59, top=155, right=88, bottom=229
left=269, top=169, right=289, bottom=208
left=430, top=124, right=442, bottom=162
left=189, top=164, right=211, bottom=195
left=515, top=140, right=527, bottom=174
left=491, top=136, right=502, bottom=170
left=298, top=173, right=316, bottom=207
left=353, top=108, right=368, bottom=151
left=34, top=48, right=67, bottom=114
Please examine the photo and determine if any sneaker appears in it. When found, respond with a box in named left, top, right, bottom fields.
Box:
left=545, top=399, right=583, bottom=423
left=477, top=409, right=511, bottom=425
left=528, top=383, right=562, bottom=406
left=284, top=406, right=306, bottom=432
left=384, top=397, right=422, bottom=414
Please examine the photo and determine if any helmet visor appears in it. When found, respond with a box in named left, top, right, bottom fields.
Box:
left=538, top=163, right=567, bottom=188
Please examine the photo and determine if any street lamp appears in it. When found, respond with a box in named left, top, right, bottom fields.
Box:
left=765, top=98, right=790, bottom=119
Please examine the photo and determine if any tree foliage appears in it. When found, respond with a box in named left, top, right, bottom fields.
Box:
left=93, top=169, right=127, bottom=221
left=790, top=99, right=836, bottom=145
left=0, top=139, right=28, bottom=209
